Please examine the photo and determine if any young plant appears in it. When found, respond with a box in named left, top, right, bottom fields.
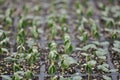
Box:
left=47, top=16, right=57, bottom=40
left=30, top=20, right=39, bottom=39
left=77, top=32, right=88, bottom=43
left=18, top=18, right=28, bottom=29
left=0, top=31, right=9, bottom=56
left=48, top=41, right=59, bottom=80
left=104, top=28, right=117, bottom=40
left=95, top=48, right=107, bottom=63
left=3, top=8, right=13, bottom=28
left=0, top=31, right=9, bottom=46
left=24, top=70, right=34, bottom=80
left=57, top=14, right=67, bottom=24
left=23, top=4, right=29, bottom=13
left=59, top=54, right=77, bottom=76
left=83, top=60, right=96, bottom=80
left=75, top=1, right=83, bottom=17
left=101, top=17, right=114, bottom=28
left=16, top=28, right=25, bottom=45
left=63, top=34, right=73, bottom=54
left=97, top=63, right=110, bottom=72
left=112, top=40, right=120, bottom=56
left=97, top=63, right=118, bottom=73
left=25, top=45, right=39, bottom=71
left=33, top=5, right=41, bottom=13
left=86, top=8, right=93, bottom=17
left=89, top=19, right=99, bottom=39
left=11, top=71, right=24, bottom=80
left=61, top=24, right=68, bottom=35
left=82, top=53, right=96, bottom=80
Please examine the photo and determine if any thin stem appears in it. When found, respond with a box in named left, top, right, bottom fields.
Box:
left=62, top=68, right=64, bottom=76
left=50, top=76, right=53, bottom=80
left=88, top=73, right=90, bottom=80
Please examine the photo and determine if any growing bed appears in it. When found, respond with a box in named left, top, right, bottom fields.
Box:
left=0, top=0, right=120, bottom=80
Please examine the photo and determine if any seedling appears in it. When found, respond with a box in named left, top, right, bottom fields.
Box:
left=78, top=32, right=88, bottom=43
left=33, top=5, right=41, bottom=13
left=97, top=63, right=110, bottom=72
left=3, top=8, right=13, bottom=27
left=89, top=19, right=99, bottom=39
left=82, top=52, right=96, bottom=80
left=86, top=8, right=93, bottom=17
left=112, top=40, right=120, bottom=56
left=95, top=48, right=107, bottom=63
left=18, top=18, right=28, bottom=29
left=104, top=28, right=118, bottom=40
left=11, top=72, right=23, bottom=80
left=24, top=70, right=34, bottom=80
left=101, top=17, right=114, bottom=28
left=98, top=2, right=106, bottom=11
left=25, top=46, right=39, bottom=71
left=57, top=14, right=67, bottom=24
left=23, top=4, right=29, bottom=13
left=63, top=34, right=73, bottom=54
left=78, top=24, right=85, bottom=35
left=30, top=20, right=39, bottom=39
left=61, top=24, right=68, bottom=34
left=16, top=29, right=25, bottom=45
left=48, top=41, right=59, bottom=80
left=75, top=1, right=83, bottom=16
left=0, top=31, right=9, bottom=46
left=59, top=54, right=77, bottom=75
left=47, top=16, right=57, bottom=40
left=83, top=60, right=96, bottom=80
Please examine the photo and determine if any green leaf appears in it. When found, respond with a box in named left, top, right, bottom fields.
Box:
left=86, top=8, right=92, bottom=17
left=71, top=74, right=82, bottom=80
left=51, top=26, right=57, bottom=38
left=87, top=60, right=96, bottom=66
left=1, top=75, right=11, bottom=80
left=112, top=48, right=120, bottom=53
left=4, top=17, right=12, bottom=25
left=5, top=57, right=18, bottom=62
left=60, top=54, right=77, bottom=68
left=24, top=70, right=33, bottom=79
left=0, top=32, right=6, bottom=41
left=11, top=73, right=21, bottom=80
left=1, top=48, right=9, bottom=54
left=103, top=75, right=111, bottom=80
left=48, top=65, right=56, bottom=74
left=31, top=25, right=38, bottom=39
left=82, top=44, right=97, bottom=51
left=95, top=48, right=107, bottom=57
left=81, top=53, right=89, bottom=56
left=48, top=50, right=59, bottom=60
left=97, top=64, right=109, bottom=72
left=13, top=63, right=21, bottom=72
left=109, top=69, right=118, bottom=72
